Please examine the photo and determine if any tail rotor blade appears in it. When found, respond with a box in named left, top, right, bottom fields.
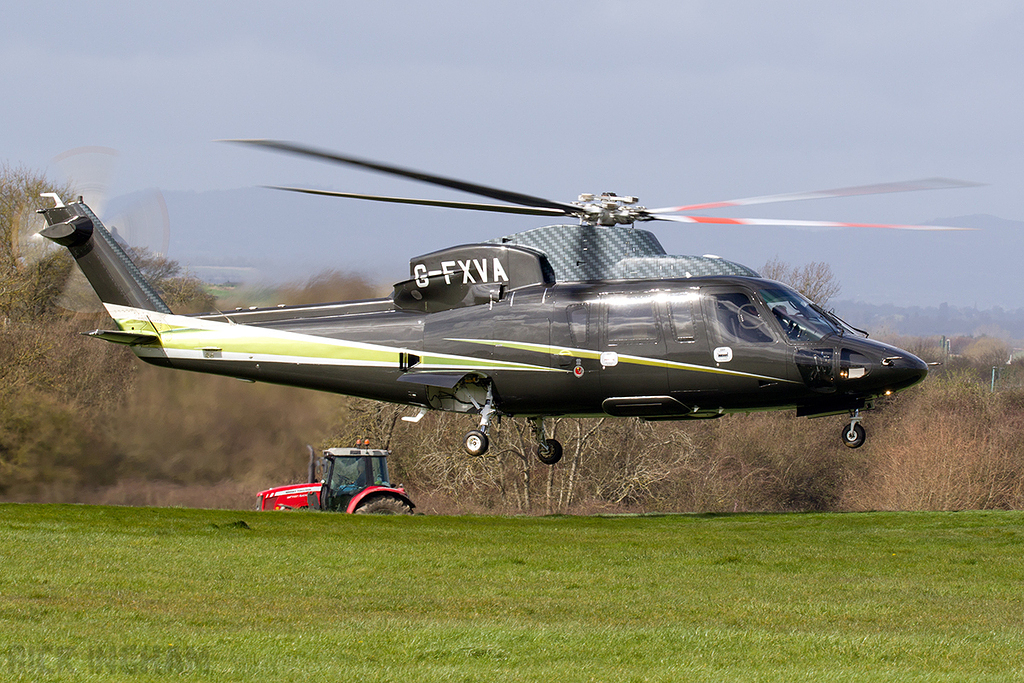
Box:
left=52, top=146, right=119, bottom=218
left=106, top=189, right=171, bottom=257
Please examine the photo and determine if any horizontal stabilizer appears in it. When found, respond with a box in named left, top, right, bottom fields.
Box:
left=84, top=329, right=161, bottom=346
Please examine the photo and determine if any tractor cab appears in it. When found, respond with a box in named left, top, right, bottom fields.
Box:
left=318, top=448, right=395, bottom=512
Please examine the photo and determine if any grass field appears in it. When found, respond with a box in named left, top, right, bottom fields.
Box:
left=1, top=504, right=1022, bottom=682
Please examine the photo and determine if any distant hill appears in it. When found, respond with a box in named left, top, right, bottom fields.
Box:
left=833, top=299, right=1024, bottom=340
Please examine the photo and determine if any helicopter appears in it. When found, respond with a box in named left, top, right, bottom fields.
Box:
left=36, top=141, right=976, bottom=464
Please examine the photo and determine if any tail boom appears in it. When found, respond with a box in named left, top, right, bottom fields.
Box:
left=37, top=198, right=172, bottom=314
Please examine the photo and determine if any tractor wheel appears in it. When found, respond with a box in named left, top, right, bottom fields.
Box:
left=354, top=495, right=413, bottom=515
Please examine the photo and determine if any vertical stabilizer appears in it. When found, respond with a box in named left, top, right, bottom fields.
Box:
left=37, top=198, right=172, bottom=314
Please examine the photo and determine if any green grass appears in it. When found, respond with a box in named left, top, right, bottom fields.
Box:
left=1, top=505, right=1022, bottom=681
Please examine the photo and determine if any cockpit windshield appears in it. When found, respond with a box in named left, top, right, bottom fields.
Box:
left=759, top=287, right=840, bottom=343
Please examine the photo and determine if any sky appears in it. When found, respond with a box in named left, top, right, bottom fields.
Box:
left=3, top=1, right=1023, bottom=306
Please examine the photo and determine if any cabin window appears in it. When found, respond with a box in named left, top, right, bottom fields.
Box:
left=606, top=296, right=659, bottom=344
left=566, top=304, right=589, bottom=346
left=666, top=292, right=696, bottom=342
left=706, top=291, right=774, bottom=344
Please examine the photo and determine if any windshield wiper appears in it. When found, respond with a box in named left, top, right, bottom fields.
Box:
left=814, top=304, right=868, bottom=338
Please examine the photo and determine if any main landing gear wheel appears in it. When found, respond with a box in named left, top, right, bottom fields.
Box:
left=464, top=381, right=496, bottom=456
left=537, top=439, right=563, bottom=465
left=842, top=422, right=866, bottom=449
left=529, top=417, right=562, bottom=465
left=464, top=429, right=489, bottom=456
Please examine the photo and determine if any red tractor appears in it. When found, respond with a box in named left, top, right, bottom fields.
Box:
left=257, top=446, right=415, bottom=514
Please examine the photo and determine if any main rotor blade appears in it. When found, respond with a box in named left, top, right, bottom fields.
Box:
left=649, top=214, right=974, bottom=231
left=226, top=139, right=580, bottom=215
left=268, top=186, right=569, bottom=217
left=647, top=178, right=983, bottom=214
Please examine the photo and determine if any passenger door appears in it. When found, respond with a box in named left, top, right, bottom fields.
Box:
left=661, top=287, right=719, bottom=396
left=598, top=291, right=669, bottom=399
left=700, top=287, right=795, bottom=397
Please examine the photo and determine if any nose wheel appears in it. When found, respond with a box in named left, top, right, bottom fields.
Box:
left=463, top=429, right=489, bottom=456
left=841, top=410, right=866, bottom=448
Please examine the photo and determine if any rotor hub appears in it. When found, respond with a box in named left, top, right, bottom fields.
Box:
left=573, top=192, right=645, bottom=226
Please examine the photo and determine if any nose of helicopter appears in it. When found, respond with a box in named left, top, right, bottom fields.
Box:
left=876, top=351, right=929, bottom=392
left=838, top=341, right=928, bottom=397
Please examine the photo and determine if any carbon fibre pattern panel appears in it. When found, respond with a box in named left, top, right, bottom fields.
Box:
left=487, top=224, right=758, bottom=282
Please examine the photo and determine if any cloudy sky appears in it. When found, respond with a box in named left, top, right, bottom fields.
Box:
left=3, top=1, right=1022, bottom=304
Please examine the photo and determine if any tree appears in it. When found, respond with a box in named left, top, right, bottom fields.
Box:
left=962, top=336, right=1011, bottom=368
left=128, top=247, right=217, bottom=313
left=760, top=256, right=841, bottom=306
left=1, top=163, right=75, bottom=323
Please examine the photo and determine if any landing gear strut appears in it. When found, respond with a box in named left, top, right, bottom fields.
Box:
left=842, top=409, right=866, bottom=449
left=531, top=417, right=563, bottom=465
left=463, top=383, right=497, bottom=456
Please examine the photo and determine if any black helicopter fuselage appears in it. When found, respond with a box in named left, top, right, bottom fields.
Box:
left=167, top=276, right=924, bottom=423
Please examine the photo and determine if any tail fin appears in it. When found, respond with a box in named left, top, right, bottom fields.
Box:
left=37, top=196, right=172, bottom=314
